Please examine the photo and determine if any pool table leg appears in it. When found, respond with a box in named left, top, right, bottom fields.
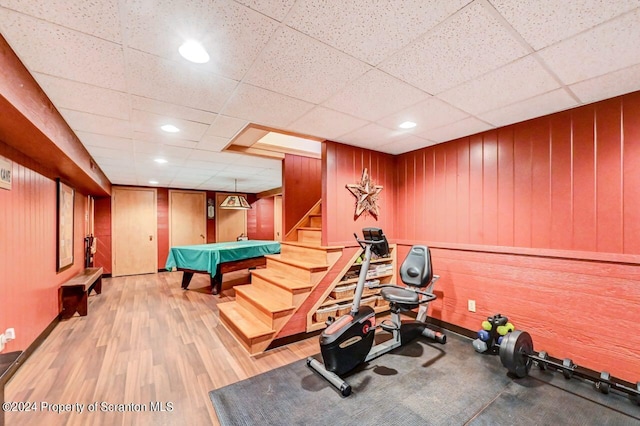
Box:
left=211, top=269, right=223, bottom=295
left=181, top=271, right=194, bottom=289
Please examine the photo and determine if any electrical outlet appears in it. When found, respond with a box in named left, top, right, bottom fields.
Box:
left=0, top=333, right=5, bottom=352
left=5, top=328, right=15, bottom=341
left=468, top=300, right=476, bottom=312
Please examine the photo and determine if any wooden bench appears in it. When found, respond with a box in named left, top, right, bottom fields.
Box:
left=58, top=267, right=103, bottom=319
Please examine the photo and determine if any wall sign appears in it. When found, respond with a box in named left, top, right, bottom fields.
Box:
left=0, top=156, right=12, bottom=190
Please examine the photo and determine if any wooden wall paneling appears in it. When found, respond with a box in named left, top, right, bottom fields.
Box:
left=157, top=188, right=169, bottom=270
left=468, top=135, right=484, bottom=244
left=622, top=91, right=640, bottom=254
left=434, top=146, right=448, bottom=242
left=530, top=119, right=552, bottom=248
left=497, top=128, right=515, bottom=246
left=206, top=191, right=216, bottom=243
left=323, top=142, right=396, bottom=245
left=405, top=152, right=416, bottom=238
left=595, top=99, right=623, bottom=253
left=571, top=106, right=597, bottom=251
left=429, top=247, right=640, bottom=380
left=549, top=113, right=573, bottom=250
left=396, top=155, right=410, bottom=238
left=456, top=138, right=470, bottom=243
left=482, top=131, right=499, bottom=246
left=443, top=145, right=458, bottom=242
left=247, top=197, right=275, bottom=240
left=512, top=124, right=533, bottom=247
left=283, top=154, right=321, bottom=235
left=93, top=196, right=112, bottom=274
left=0, top=144, right=86, bottom=352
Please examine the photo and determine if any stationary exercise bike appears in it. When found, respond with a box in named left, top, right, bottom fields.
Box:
left=306, top=228, right=446, bottom=396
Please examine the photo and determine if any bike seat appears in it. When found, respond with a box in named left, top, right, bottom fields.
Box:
left=380, top=286, right=419, bottom=304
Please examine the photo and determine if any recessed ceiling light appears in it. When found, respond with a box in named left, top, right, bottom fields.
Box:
left=161, top=124, right=180, bottom=133
left=149, top=180, right=159, bottom=185
left=399, top=121, right=417, bottom=129
left=154, top=158, right=168, bottom=164
left=179, top=40, right=210, bottom=64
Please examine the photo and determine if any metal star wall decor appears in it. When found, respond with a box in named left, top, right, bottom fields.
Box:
left=346, top=168, right=383, bottom=219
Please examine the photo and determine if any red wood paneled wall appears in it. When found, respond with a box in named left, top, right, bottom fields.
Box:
left=323, top=142, right=396, bottom=246
left=247, top=197, right=275, bottom=240
left=393, top=92, right=640, bottom=381
left=0, top=142, right=86, bottom=352
left=93, top=196, right=112, bottom=274
left=283, top=154, right=321, bottom=235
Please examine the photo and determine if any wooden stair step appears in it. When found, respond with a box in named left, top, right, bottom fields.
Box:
left=235, top=284, right=295, bottom=315
left=264, top=254, right=328, bottom=271
left=251, top=269, right=313, bottom=293
left=218, top=301, right=275, bottom=343
left=297, top=227, right=321, bottom=231
left=280, top=241, right=342, bottom=251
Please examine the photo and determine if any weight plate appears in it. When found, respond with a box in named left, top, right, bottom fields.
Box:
left=499, top=330, right=534, bottom=378
left=597, top=371, right=610, bottom=394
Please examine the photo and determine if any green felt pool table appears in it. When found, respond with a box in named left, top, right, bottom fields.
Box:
left=165, top=240, right=281, bottom=295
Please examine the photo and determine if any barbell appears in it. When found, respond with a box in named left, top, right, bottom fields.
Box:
left=499, top=330, right=640, bottom=405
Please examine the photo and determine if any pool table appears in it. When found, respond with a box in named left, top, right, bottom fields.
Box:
left=165, top=240, right=281, bottom=295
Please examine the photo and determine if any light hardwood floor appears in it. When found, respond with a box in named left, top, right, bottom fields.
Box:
left=5, top=271, right=319, bottom=426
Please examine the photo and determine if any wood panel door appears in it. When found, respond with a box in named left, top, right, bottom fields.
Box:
left=274, top=195, right=282, bottom=241
left=215, top=193, right=247, bottom=242
left=112, top=187, right=157, bottom=277
left=169, top=190, right=206, bottom=247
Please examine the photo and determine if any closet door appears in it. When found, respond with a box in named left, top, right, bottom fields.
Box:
left=112, top=187, right=157, bottom=276
left=169, top=190, right=206, bottom=246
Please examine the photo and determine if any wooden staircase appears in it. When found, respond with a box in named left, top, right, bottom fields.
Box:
left=218, top=202, right=341, bottom=354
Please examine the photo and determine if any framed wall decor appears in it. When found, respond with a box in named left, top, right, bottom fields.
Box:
left=57, top=179, right=75, bottom=271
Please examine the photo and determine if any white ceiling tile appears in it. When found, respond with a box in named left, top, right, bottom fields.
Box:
left=337, top=123, right=407, bottom=149
left=32, top=73, right=130, bottom=120
left=243, top=26, right=371, bottom=104
left=0, top=0, right=121, bottom=42
left=377, top=134, right=436, bottom=155
left=221, top=84, right=315, bottom=128
left=286, top=0, right=471, bottom=65
left=131, top=96, right=217, bottom=124
left=196, top=135, right=230, bottom=152
left=537, top=8, right=640, bottom=85
left=438, top=55, right=560, bottom=115
left=420, top=117, right=494, bottom=144
left=234, top=0, right=296, bottom=21
left=75, top=132, right=133, bottom=151
left=133, top=141, right=193, bottom=159
left=130, top=109, right=209, bottom=141
left=0, top=10, right=127, bottom=90
left=124, top=0, right=278, bottom=81
left=322, top=69, right=430, bottom=121
left=181, top=159, right=229, bottom=172
left=91, top=156, right=136, bottom=167
left=570, top=63, right=640, bottom=104
left=489, top=0, right=640, bottom=50
left=132, top=132, right=199, bottom=149
left=58, top=109, right=133, bottom=138
left=125, top=49, right=237, bottom=113
left=378, top=97, right=470, bottom=132
left=205, top=115, right=249, bottom=139
left=379, top=1, right=529, bottom=94
left=288, top=107, right=368, bottom=140
left=478, top=89, right=578, bottom=127
left=85, top=145, right=132, bottom=159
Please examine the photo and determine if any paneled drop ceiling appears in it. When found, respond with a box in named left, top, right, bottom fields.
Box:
left=1, top=0, right=639, bottom=193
